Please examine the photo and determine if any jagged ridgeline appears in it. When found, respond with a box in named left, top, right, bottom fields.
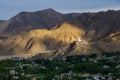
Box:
left=0, top=9, right=120, bottom=59
left=0, top=8, right=81, bottom=34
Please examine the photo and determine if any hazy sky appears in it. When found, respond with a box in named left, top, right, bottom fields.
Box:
left=0, top=0, right=120, bottom=20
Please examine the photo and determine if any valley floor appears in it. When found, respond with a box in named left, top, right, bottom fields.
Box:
left=0, top=52, right=120, bottom=80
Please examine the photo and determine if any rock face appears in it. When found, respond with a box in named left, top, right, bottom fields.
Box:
left=0, top=10, right=120, bottom=59
left=73, top=10, right=120, bottom=41
left=0, top=8, right=81, bottom=35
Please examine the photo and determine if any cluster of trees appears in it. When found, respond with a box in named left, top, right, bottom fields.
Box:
left=0, top=51, right=120, bottom=80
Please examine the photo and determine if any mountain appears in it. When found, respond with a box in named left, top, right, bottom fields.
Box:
left=0, top=22, right=85, bottom=55
left=0, top=20, right=3, bottom=22
left=0, top=19, right=120, bottom=59
left=64, top=13, right=81, bottom=20
left=0, top=10, right=120, bottom=59
left=69, top=10, right=120, bottom=41
left=0, top=8, right=81, bottom=34
left=0, top=20, right=9, bottom=32
left=4, top=8, right=64, bottom=34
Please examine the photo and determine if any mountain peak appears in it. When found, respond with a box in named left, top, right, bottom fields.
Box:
left=2, top=8, right=81, bottom=34
left=43, top=8, right=55, bottom=11
left=38, top=8, right=60, bottom=14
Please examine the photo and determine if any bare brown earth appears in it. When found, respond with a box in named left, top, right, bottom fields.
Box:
left=0, top=10, right=120, bottom=59
left=0, top=22, right=84, bottom=57
left=0, top=21, right=120, bottom=59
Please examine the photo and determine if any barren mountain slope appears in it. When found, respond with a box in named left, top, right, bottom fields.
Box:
left=0, top=10, right=120, bottom=59
left=0, top=22, right=85, bottom=57
left=72, top=10, right=120, bottom=41
left=0, top=20, right=120, bottom=59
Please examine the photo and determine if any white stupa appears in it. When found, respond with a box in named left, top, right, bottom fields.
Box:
left=77, top=37, right=82, bottom=42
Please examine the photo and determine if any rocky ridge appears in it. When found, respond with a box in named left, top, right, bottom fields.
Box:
left=0, top=8, right=81, bottom=34
left=0, top=10, right=120, bottom=59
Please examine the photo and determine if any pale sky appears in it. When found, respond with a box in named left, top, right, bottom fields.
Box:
left=0, top=0, right=120, bottom=20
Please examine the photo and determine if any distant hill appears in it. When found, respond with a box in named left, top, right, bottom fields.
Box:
left=64, top=13, right=81, bottom=20
left=0, top=10, right=120, bottom=59
left=0, top=20, right=4, bottom=22
left=0, top=20, right=10, bottom=32
left=68, top=10, right=120, bottom=41
left=0, top=8, right=81, bottom=34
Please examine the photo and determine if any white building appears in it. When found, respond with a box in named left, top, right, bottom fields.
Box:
left=77, top=37, right=88, bottom=44
left=103, top=65, right=110, bottom=68
left=10, top=70, right=16, bottom=75
left=77, top=37, right=82, bottom=42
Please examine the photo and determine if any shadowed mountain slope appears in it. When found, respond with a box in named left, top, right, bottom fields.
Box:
left=68, top=10, right=120, bottom=41
left=0, top=9, right=81, bottom=34
left=4, top=9, right=64, bottom=34
left=0, top=22, right=85, bottom=56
